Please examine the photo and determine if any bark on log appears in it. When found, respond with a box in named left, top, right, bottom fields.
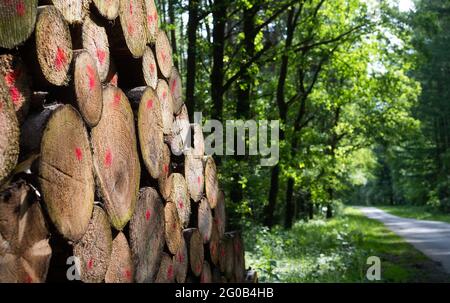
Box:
left=92, top=0, right=119, bottom=20
left=209, top=221, right=220, bottom=267
left=173, top=236, right=188, bottom=283
left=200, top=261, right=212, bottom=283
left=155, top=30, right=173, bottom=79
left=129, top=187, right=165, bottom=283
left=0, top=180, right=52, bottom=283
left=39, top=104, right=94, bottom=241
left=167, top=173, right=190, bottom=228
left=0, top=0, right=38, bottom=49
left=158, top=143, right=171, bottom=200
left=73, top=205, right=112, bottom=283
left=155, top=252, right=175, bottom=283
left=118, top=0, right=147, bottom=58
left=73, top=50, right=103, bottom=127
left=91, top=86, right=140, bottom=230
left=51, top=0, right=91, bottom=24
left=143, top=0, right=158, bottom=43
left=214, top=190, right=226, bottom=238
left=198, top=197, right=212, bottom=244
left=105, top=232, right=134, bottom=283
left=205, top=156, right=219, bottom=209
left=0, top=80, right=20, bottom=186
left=35, top=6, right=73, bottom=86
left=0, top=54, right=31, bottom=123
left=142, top=46, right=158, bottom=89
left=127, top=86, right=164, bottom=179
left=185, top=153, right=204, bottom=202
left=156, top=79, right=174, bottom=135
left=82, top=15, right=110, bottom=82
left=183, top=228, right=204, bottom=277
left=164, top=201, right=182, bottom=255
left=169, top=67, right=183, bottom=114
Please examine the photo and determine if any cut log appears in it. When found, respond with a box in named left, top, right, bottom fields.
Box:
left=167, top=173, right=190, bottom=228
left=35, top=6, right=73, bottom=86
left=219, top=235, right=234, bottom=279
left=73, top=50, right=103, bottom=127
left=209, top=221, right=220, bottom=267
left=0, top=0, right=38, bottom=49
left=183, top=228, right=204, bottom=277
left=0, top=54, right=31, bottom=123
left=39, top=104, right=94, bottom=241
left=0, top=180, right=52, bottom=283
left=200, top=261, right=212, bottom=283
left=92, top=0, right=119, bottom=20
left=193, top=123, right=205, bottom=157
left=170, top=104, right=190, bottom=156
left=164, top=202, right=182, bottom=255
left=169, top=67, right=183, bottom=114
left=214, top=190, right=226, bottom=238
left=82, top=15, right=110, bottom=82
left=142, top=46, right=158, bottom=89
left=118, top=0, right=147, bottom=58
left=231, top=231, right=245, bottom=283
left=129, top=187, right=165, bottom=283
left=173, top=236, right=188, bottom=283
left=156, top=79, right=174, bottom=135
left=91, top=86, right=140, bottom=230
left=198, top=197, right=212, bottom=244
left=205, top=156, right=219, bottom=209
left=185, top=153, right=204, bottom=202
left=143, top=0, right=158, bottom=43
left=0, top=80, right=20, bottom=186
left=158, top=143, right=171, bottom=200
left=155, top=252, right=175, bottom=283
left=128, top=86, right=164, bottom=179
left=105, top=232, right=134, bottom=283
left=73, top=205, right=112, bottom=283
left=51, top=0, right=90, bottom=24
left=155, top=30, right=173, bottom=79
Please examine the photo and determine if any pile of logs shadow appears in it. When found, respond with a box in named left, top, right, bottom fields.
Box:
left=0, top=0, right=257, bottom=284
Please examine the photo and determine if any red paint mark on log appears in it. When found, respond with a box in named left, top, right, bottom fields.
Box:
left=234, top=242, right=241, bottom=254
left=196, top=263, right=201, bottom=274
left=127, top=23, right=134, bottom=36
left=172, top=222, right=176, bottom=230
left=86, top=65, right=96, bottom=90
left=163, top=164, right=169, bottom=173
left=153, top=12, right=157, bottom=23
left=178, top=253, right=184, bottom=263
left=129, top=1, right=133, bottom=15
left=149, top=63, right=155, bottom=74
left=9, top=87, right=21, bottom=105
left=146, top=99, right=153, bottom=109
left=16, top=1, right=25, bottom=16
left=75, top=147, right=83, bottom=161
left=178, top=199, right=184, bottom=209
left=211, top=244, right=216, bottom=256
left=145, top=209, right=151, bottom=221
left=96, top=49, right=106, bottom=65
left=111, top=74, right=118, bottom=86
left=4, top=71, right=22, bottom=105
left=4, top=71, right=17, bottom=86
left=104, top=149, right=113, bottom=167
left=161, top=52, right=167, bottom=63
left=204, top=235, right=208, bottom=242
left=171, top=78, right=177, bottom=94
left=220, top=247, right=225, bottom=258
left=162, top=91, right=167, bottom=100
left=25, top=275, right=32, bottom=283
left=167, top=265, right=173, bottom=280
left=147, top=14, right=153, bottom=25
left=197, top=176, right=201, bottom=185
left=88, top=259, right=94, bottom=270
left=125, top=269, right=132, bottom=280
left=113, top=91, right=121, bottom=106
left=55, top=47, right=66, bottom=71
left=0, top=101, right=3, bottom=112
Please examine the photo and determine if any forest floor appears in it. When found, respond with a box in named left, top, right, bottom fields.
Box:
left=245, top=207, right=450, bottom=282
left=378, top=205, right=450, bottom=224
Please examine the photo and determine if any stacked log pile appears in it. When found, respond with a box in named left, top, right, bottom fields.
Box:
left=0, top=0, right=251, bottom=283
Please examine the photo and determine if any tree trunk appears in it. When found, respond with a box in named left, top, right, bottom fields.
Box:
left=264, top=164, right=279, bottom=227
left=214, top=190, right=226, bottom=239
left=92, top=0, right=119, bottom=20
left=73, top=205, right=112, bottom=283
left=155, top=252, right=175, bottom=283
left=173, top=236, right=188, bottom=283
left=231, top=231, right=245, bottom=282
left=200, top=261, right=212, bottom=283
left=211, top=0, right=226, bottom=121
left=105, top=232, right=134, bottom=283
left=51, top=0, right=90, bottom=24
left=284, top=177, right=295, bottom=229
left=39, top=105, right=95, bottom=241
left=129, top=187, right=165, bottom=283
left=208, top=220, right=220, bottom=267
left=0, top=180, right=52, bottom=283
left=143, top=0, right=159, bottom=43
left=198, top=197, right=213, bottom=243
left=167, top=173, right=191, bottom=228
left=186, top=0, right=198, bottom=119
left=91, top=86, right=140, bottom=230
left=0, top=0, right=37, bottom=49
left=142, top=46, right=158, bottom=89
left=185, top=153, right=204, bottom=202
left=167, top=0, right=178, bottom=69
left=205, top=156, right=219, bottom=209
left=156, top=79, right=174, bottom=135
left=158, top=143, right=172, bottom=200
left=183, top=228, right=204, bottom=277
left=169, top=67, right=184, bottom=114
left=155, top=30, right=174, bottom=78
left=118, top=0, right=148, bottom=58
left=164, top=201, right=183, bottom=254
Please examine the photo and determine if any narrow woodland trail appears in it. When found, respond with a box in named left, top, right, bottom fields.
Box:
left=358, top=207, right=450, bottom=274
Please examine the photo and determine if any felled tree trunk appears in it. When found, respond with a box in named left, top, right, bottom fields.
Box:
left=155, top=30, right=173, bottom=78
left=198, top=197, right=212, bottom=244
left=91, top=86, right=140, bottom=230
left=214, top=190, right=226, bottom=238
left=0, top=180, right=52, bottom=283
left=92, top=0, right=119, bottom=20
left=0, top=0, right=38, bottom=49
left=183, top=228, right=204, bottom=277
left=156, top=79, right=174, bottom=135
left=39, top=105, right=95, bottom=241
left=73, top=205, right=112, bottom=283
left=205, top=156, right=219, bottom=209
left=105, top=232, right=134, bottom=283
left=169, top=67, right=183, bottom=114
left=51, top=0, right=91, bottom=24
left=155, top=252, right=175, bottom=283
left=167, top=173, right=190, bottom=228
left=129, top=187, right=165, bottom=283
left=200, top=261, right=212, bottom=283
left=185, top=153, right=204, bottom=202
left=158, top=144, right=172, bottom=200
left=173, top=236, right=188, bottom=283
left=118, top=0, right=147, bottom=58
left=164, top=201, right=182, bottom=255
left=142, top=46, right=158, bottom=89
left=143, top=0, right=159, bottom=43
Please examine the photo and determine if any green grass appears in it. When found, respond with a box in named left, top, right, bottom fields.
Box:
left=378, top=205, right=450, bottom=224
left=244, top=207, right=450, bottom=283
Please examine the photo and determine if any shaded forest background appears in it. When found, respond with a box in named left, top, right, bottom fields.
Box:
left=154, top=0, right=449, bottom=230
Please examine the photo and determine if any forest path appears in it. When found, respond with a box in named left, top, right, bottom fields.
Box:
left=357, top=206, right=450, bottom=274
